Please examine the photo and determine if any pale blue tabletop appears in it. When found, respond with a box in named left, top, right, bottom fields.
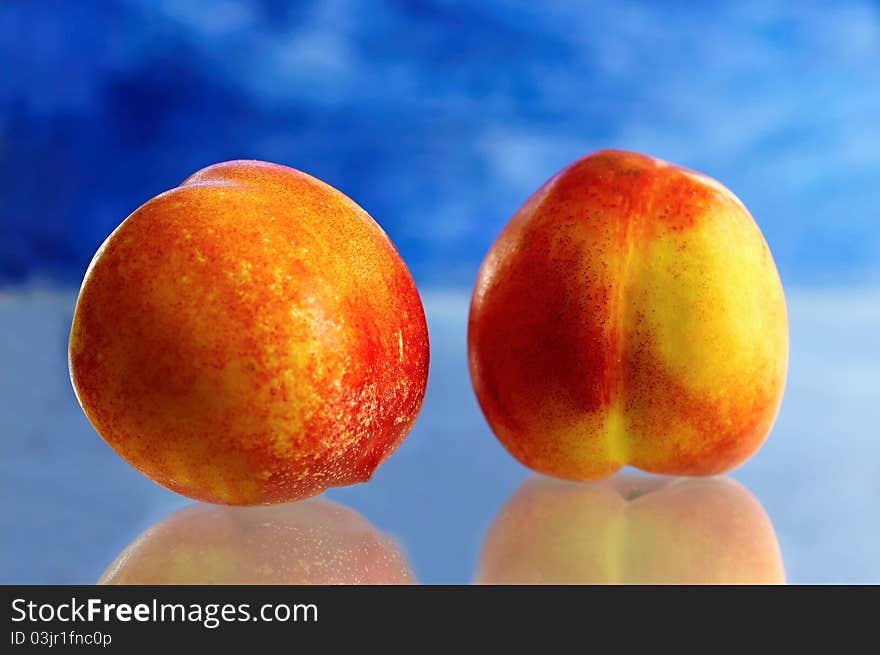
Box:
left=1, top=287, right=878, bottom=584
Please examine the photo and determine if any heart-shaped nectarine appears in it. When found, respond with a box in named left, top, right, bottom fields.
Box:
left=468, top=150, right=788, bottom=479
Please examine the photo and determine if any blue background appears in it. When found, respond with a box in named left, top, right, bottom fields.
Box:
left=1, top=1, right=879, bottom=584
left=2, top=0, right=880, bottom=286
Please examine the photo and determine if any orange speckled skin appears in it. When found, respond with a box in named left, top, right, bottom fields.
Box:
left=477, top=474, right=785, bottom=584
left=469, top=150, right=788, bottom=480
left=99, top=498, right=415, bottom=585
left=69, top=160, right=429, bottom=505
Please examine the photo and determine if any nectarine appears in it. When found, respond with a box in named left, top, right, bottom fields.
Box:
left=477, top=474, right=785, bottom=584
left=99, top=498, right=415, bottom=584
left=469, top=150, right=787, bottom=479
left=70, top=160, right=429, bottom=504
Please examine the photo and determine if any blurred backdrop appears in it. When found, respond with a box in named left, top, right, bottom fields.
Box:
left=2, top=1, right=879, bottom=584
left=2, top=0, right=880, bottom=287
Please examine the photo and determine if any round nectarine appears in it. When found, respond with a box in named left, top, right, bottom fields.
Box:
left=70, top=160, right=429, bottom=504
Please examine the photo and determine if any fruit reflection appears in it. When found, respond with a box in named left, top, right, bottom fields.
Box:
left=477, top=474, right=784, bottom=584
left=99, top=497, right=415, bottom=584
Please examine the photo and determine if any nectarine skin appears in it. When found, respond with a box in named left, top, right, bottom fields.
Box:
left=469, top=150, right=788, bottom=480
left=70, top=161, right=429, bottom=505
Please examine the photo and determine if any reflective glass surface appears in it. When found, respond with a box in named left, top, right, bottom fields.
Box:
left=2, top=289, right=877, bottom=584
